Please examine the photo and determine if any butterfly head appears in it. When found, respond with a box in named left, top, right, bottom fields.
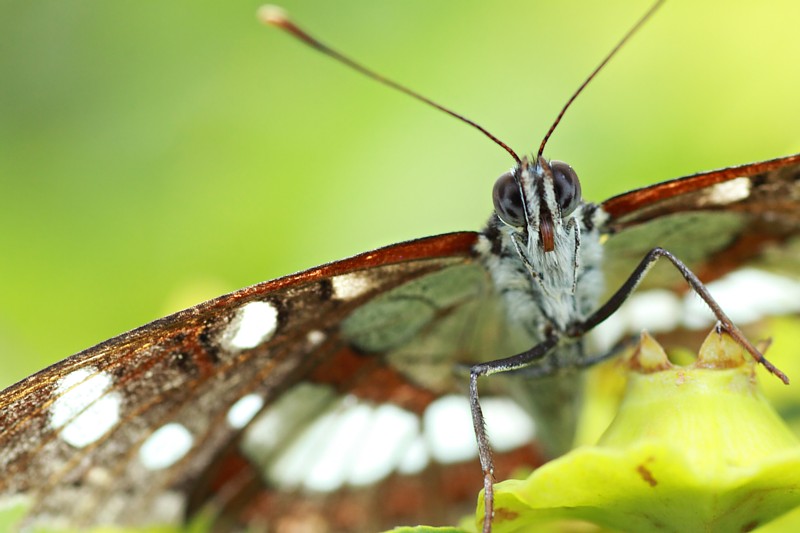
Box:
left=492, top=156, right=583, bottom=255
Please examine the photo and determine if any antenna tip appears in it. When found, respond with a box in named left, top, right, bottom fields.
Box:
left=257, top=4, right=289, bottom=27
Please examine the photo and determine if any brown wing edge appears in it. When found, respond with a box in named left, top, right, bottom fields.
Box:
left=601, top=153, right=800, bottom=219
left=0, top=231, right=481, bottom=400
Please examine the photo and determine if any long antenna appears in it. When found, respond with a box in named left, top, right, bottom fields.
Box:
left=259, top=5, right=522, bottom=166
left=537, top=0, right=665, bottom=159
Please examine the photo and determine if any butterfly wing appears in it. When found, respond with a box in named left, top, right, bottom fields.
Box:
left=600, top=153, right=800, bottom=293
left=0, top=232, right=538, bottom=531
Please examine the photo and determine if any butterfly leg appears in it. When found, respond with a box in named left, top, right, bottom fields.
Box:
left=515, top=332, right=639, bottom=378
left=469, top=333, right=637, bottom=532
left=572, top=246, right=789, bottom=383
left=469, top=333, right=560, bottom=533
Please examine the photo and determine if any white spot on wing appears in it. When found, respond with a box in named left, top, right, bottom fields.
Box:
left=397, top=434, right=429, bottom=474
left=306, top=329, right=326, bottom=347
left=303, top=403, right=373, bottom=491
left=139, top=422, right=194, bottom=470
left=593, top=268, right=800, bottom=350
left=348, top=404, right=419, bottom=486
left=423, top=395, right=476, bottom=463
left=227, top=393, right=265, bottom=429
left=592, top=290, right=682, bottom=351
left=684, top=268, right=800, bottom=328
left=251, top=388, right=427, bottom=491
left=275, top=402, right=423, bottom=490
left=243, top=388, right=531, bottom=492
left=268, top=406, right=346, bottom=490
left=241, top=383, right=337, bottom=473
left=700, top=177, right=751, bottom=206
left=149, top=491, right=186, bottom=524
left=85, top=466, right=113, bottom=487
left=222, top=300, right=279, bottom=350
left=331, top=272, right=374, bottom=300
left=50, top=368, right=122, bottom=449
left=483, top=397, right=536, bottom=451
left=424, top=395, right=534, bottom=463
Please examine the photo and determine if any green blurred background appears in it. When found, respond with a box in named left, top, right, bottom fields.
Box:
left=1, top=0, right=800, bottom=389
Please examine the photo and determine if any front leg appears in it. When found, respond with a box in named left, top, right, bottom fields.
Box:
left=573, top=247, right=788, bottom=383
left=469, top=333, right=559, bottom=533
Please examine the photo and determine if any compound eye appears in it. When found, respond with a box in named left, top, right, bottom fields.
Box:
left=492, top=171, right=526, bottom=227
left=550, top=160, right=582, bottom=217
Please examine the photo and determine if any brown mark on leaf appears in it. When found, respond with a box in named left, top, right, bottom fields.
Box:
left=741, top=520, right=759, bottom=532
left=636, top=464, right=658, bottom=487
left=494, top=507, right=520, bottom=523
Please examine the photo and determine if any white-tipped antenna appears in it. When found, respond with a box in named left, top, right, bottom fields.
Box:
left=259, top=5, right=522, bottom=166
left=537, top=0, right=665, bottom=159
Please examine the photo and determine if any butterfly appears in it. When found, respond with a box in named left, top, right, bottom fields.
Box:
left=2, top=2, right=799, bottom=533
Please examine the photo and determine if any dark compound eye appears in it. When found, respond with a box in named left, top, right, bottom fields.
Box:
left=492, top=171, right=526, bottom=227
left=550, top=160, right=582, bottom=217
